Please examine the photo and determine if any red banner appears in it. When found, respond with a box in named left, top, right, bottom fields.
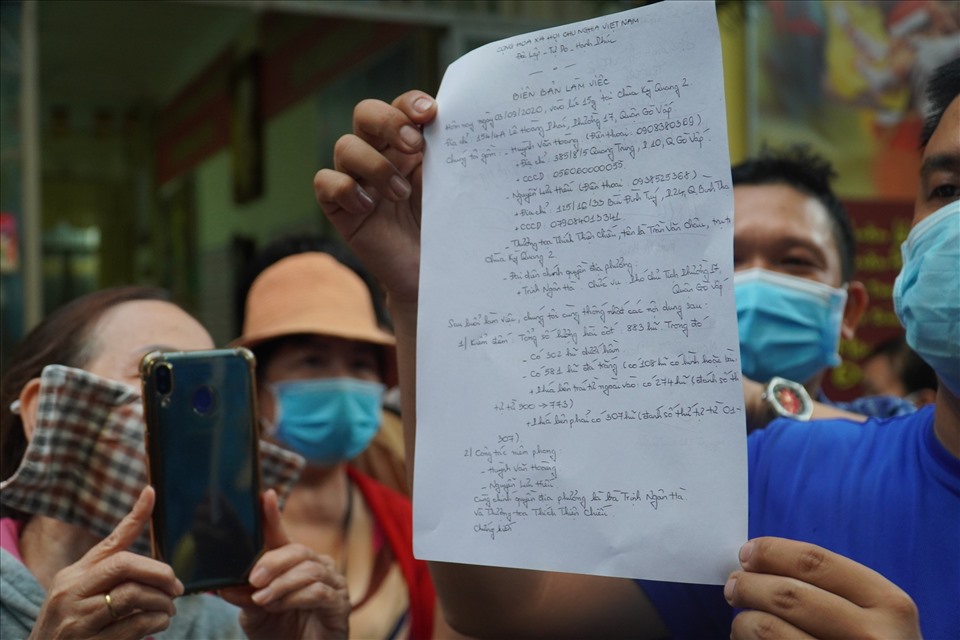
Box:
left=824, top=199, right=914, bottom=400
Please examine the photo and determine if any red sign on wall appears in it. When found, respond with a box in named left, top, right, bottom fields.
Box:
left=824, top=199, right=914, bottom=401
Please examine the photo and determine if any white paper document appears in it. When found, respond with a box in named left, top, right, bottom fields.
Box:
left=418, top=0, right=746, bottom=584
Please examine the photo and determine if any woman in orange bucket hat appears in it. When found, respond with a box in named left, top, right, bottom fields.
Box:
left=235, top=249, right=448, bottom=640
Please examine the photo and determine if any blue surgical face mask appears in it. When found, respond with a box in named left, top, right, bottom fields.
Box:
left=893, top=200, right=960, bottom=396
left=267, top=378, right=384, bottom=466
left=734, top=268, right=848, bottom=383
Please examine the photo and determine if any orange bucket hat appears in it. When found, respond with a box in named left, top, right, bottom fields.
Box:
left=232, top=252, right=397, bottom=386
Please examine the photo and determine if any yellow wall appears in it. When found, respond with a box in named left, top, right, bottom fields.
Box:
left=719, top=4, right=747, bottom=165
left=194, top=98, right=321, bottom=250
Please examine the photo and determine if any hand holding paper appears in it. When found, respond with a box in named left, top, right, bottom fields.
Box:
left=314, top=91, right=437, bottom=309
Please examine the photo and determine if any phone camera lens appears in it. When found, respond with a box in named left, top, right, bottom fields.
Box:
left=192, top=385, right=215, bottom=415
left=155, top=365, right=173, bottom=394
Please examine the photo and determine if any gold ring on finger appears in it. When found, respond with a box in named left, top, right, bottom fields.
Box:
left=104, top=593, right=120, bottom=620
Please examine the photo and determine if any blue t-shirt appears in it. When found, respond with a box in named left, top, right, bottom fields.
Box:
left=819, top=389, right=916, bottom=419
left=638, top=406, right=960, bottom=639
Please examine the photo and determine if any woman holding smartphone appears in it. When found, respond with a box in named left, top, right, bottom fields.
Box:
left=0, top=286, right=350, bottom=639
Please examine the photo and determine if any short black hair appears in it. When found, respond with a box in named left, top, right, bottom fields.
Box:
left=732, top=146, right=856, bottom=282
left=865, top=336, right=937, bottom=395
left=920, top=57, right=960, bottom=148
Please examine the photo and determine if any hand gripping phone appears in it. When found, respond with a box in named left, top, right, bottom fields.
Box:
left=140, top=348, right=263, bottom=593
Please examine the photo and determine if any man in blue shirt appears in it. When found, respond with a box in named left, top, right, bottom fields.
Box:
left=730, top=150, right=917, bottom=425
left=312, top=57, right=959, bottom=638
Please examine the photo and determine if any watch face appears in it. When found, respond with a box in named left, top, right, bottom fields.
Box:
left=773, top=383, right=803, bottom=415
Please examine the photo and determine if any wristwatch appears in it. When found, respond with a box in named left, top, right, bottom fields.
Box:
left=762, top=377, right=814, bottom=421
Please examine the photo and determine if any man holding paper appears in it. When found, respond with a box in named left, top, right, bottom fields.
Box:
left=313, top=36, right=959, bottom=637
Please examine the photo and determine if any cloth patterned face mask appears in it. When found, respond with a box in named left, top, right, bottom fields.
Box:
left=0, top=364, right=304, bottom=555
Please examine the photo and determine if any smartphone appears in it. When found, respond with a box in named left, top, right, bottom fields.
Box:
left=140, top=347, right=263, bottom=593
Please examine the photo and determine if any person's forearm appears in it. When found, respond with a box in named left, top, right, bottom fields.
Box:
left=432, top=563, right=667, bottom=638
left=807, top=402, right=868, bottom=422
left=431, top=563, right=556, bottom=636
left=386, top=298, right=418, bottom=493
left=743, top=378, right=867, bottom=432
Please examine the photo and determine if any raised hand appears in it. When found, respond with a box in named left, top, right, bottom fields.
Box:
left=28, top=486, right=184, bottom=640
left=219, top=490, right=350, bottom=640
left=313, top=90, right=437, bottom=308
left=726, top=537, right=921, bottom=639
